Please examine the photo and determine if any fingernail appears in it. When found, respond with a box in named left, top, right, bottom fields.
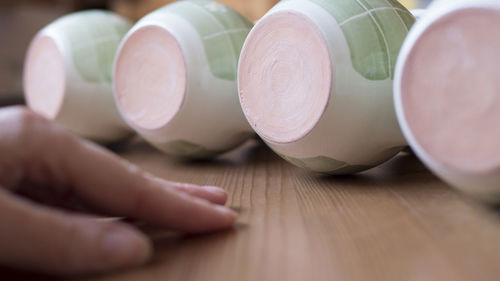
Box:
left=101, top=227, right=152, bottom=268
left=202, top=185, right=227, bottom=196
left=215, top=205, right=238, bottom=223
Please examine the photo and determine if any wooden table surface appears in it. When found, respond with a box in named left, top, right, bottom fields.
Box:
left=3, top=138, right=500, bottom=281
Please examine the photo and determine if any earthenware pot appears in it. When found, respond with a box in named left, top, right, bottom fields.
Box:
left=394, top=0, right=500, bottom=202
left=238, top=0, right=415, bottom=174
left=114, top=0, right=254, bottom=158
left=23, top=10, right=133, bottom=143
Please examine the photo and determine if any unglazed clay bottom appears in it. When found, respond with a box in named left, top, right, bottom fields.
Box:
left=401, top=8, right=500, bottom=174
left=238, top=11, right=332, bottom=144
left=24, top=34, right=66, bottom=119
left=114, top=25, right=187, bottom=131
left=23, top=10, right=133, bottom=143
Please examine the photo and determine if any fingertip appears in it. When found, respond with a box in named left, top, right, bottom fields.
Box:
left=168, top=182, right=228, bottom=205
left=201, top=186, right=228, bottom=205
left=214, top=205, right=238, bottom=226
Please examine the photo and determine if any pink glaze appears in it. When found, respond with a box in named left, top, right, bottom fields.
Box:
left=238, top=11, right=332, bottom=144
left=23, top=34, right=66, bottom=119
left=114, top=25, right=187, bottom=130
left=402, top=8, right=500, bottom=174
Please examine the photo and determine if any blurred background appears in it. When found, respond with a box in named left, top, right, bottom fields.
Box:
left=0, top=0, right=430, bottom=105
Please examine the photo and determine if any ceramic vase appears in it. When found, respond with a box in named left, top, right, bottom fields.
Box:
left=238, top=0, right=415, bottom=174
left=394, top=0, right=500, bottom=202
left=23, top=10, right=133, bottom=143
left=113, top=0, right=254, bottom=158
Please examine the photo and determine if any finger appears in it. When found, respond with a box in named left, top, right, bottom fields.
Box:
left=63, top=137, right=237, bottom=233
left=160, top=180, right=228, bottom=205
left=0, top=189, right=151, bottom=275
left=2, top=107, right=237, bottom=233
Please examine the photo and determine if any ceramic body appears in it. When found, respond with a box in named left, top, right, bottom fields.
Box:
left=23, top=10, right=133, bottom=143
left=427, top=0, right=471, bottom=10
left=394, top=0, right=500, bottom=202
left=410, top=9, right=426, bottom=19
left=114, top=0, right=254, bottom=158
left=238, top=0, right=414, bottom=174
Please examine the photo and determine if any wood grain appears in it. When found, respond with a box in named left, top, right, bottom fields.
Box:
left=2, top=138, right=500, bottom=281
left=89, top=139, right=500, bottom=281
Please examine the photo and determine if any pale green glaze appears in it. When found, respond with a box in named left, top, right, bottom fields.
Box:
left=52, top=10, right=132, bottom=83
left=158, top=0, right=253, bottom=80
left=282, top=0, right=414, bottom=80
left=157, top=131, right=254, bottom=158
left=157, top=140, right=224, bottom=158
left=278, top=154, right=372, bottom=175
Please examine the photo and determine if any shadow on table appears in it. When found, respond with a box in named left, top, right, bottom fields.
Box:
left=309, top=151, right=500, bottom=219
left=115, top=135, right=438, bottom=191
left=296, top=152, right=439, bottom=189
left=114, top=135, right=277, bottom=168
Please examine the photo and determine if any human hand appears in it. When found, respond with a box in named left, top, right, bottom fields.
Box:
left=0, top=106, right=237, bottom=275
